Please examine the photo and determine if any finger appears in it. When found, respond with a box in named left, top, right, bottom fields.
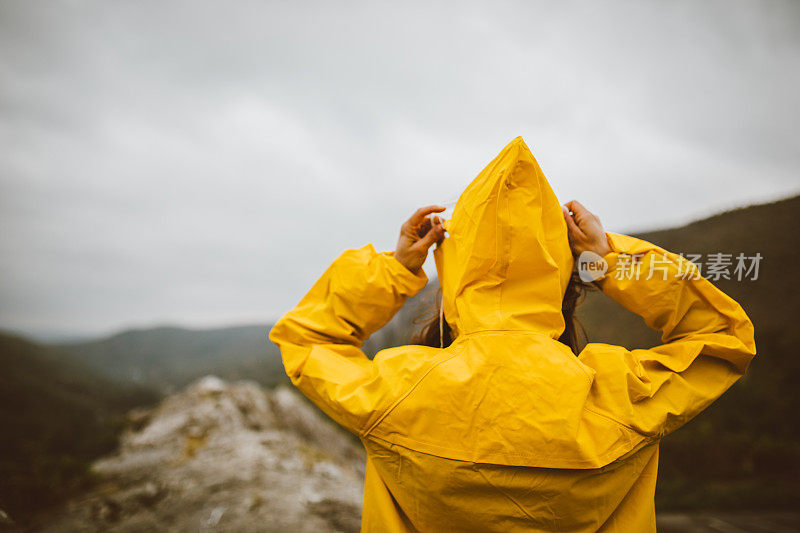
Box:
left=565, top=200, right=593, bottom=223
left=564, top=200, right=589, bottom=217
left=565, top=200, right=598, bottom=233
left=414, top=221, right=446, bottom=251
left=562, top=204, right=585, bottom=239
left=427, top=216, right=444, bottom=237
left=434, top=222, right=446, bottom=246
left=414, top=218, right=435, bottom=240
left=417, top=216, right=432, bottom=237
left=409, top=205, right=446, bottom=226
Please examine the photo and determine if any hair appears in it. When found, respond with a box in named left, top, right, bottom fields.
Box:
left=410, top=289, right=453, bottom=349
left=410, top=272, right=595, bottom=354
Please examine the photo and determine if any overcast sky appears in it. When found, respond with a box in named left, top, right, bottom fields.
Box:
left=1, top=1, right=798, bottom=338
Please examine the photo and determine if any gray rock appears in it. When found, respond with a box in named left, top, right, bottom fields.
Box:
left=36, top=376, right=365, bottom=532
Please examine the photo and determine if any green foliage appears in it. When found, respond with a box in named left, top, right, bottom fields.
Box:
left=0, top=333, right=159, bottom=522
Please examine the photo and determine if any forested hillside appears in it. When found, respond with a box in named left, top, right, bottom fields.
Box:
left=0, top=333, right=159, bottom=522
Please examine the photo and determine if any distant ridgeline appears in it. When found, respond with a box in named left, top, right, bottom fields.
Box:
left=1, top=194, right=798, bottom=523
left=51, top=324, right=287, bottom=394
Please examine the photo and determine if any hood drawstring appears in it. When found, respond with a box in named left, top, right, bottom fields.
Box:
left=439, top=291, right=445, bottom=349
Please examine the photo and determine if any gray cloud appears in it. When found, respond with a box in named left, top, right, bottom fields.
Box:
left=1, top=0, right=798, bottom=336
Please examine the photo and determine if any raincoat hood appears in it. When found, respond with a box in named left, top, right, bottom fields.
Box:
left=434, top=137, right=574, bottom=340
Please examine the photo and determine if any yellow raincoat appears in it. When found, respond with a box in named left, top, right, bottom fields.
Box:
left=269, top=137, right=756, bottom=532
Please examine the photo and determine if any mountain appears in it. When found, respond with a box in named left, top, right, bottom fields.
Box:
left=0, top=332, right=159, bottom=524
left=32, top=377, right=366, bottom=533
left=52, top=325, right=287, bottom=394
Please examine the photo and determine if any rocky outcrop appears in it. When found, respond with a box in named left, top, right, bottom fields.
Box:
left=36, top=377, right=366, bottom=532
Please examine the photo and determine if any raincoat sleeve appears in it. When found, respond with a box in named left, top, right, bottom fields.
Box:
left=579, top=232, right=756, bottom=438
left=268, top=244, right=428, bottom=435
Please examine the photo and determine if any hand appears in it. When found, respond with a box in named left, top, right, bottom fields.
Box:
left=562, top=200, right=612, bottom=258
left=394, top=205, right=447, bottom=274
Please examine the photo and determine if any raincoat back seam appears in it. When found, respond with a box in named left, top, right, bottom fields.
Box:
left=496, top=173, right=509, bottom=327
left=582, top=404, right=657, bottom=438
left=454, top=329, right=596, bottom=386
left=361, top=351, right=462, bottom=438
left=368, top=431, right=648, bottom=468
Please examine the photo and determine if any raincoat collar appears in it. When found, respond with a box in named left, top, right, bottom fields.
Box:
left=433, top=137, right=574, bottom=340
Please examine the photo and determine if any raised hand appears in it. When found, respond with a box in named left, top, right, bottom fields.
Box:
left=562, top=200, right=612, bottom=258
left=394, top=205, right=447, bottom=274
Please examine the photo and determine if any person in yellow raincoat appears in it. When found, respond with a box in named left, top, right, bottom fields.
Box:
left=269, top=137, right=756, bottom=532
